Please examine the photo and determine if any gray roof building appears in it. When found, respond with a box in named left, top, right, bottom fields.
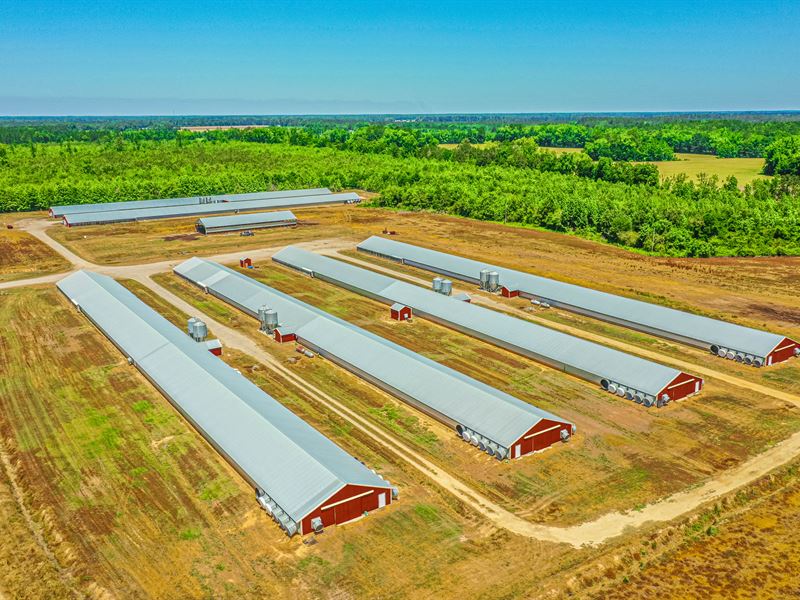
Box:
left=357, top=236, right=799, bottom=367
left=272, top=246, right=703, bottom=405
left=196, top=210, right=297, bottom=234
left=62, top=192, right=360, bottom=227
left=175, top=257, right=575, bottom=460
left=57, top=270, right=392, bottom=536
left=50, top=187, right=331, bottom=217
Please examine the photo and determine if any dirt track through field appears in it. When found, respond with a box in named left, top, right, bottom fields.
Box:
left=10, top=218, right=800, bottom=548
left=0, top=445, right=84, bottom=599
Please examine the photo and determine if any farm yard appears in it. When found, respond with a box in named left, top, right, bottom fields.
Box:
left=2, top=0, right=800, bottom=593
left=2, top=106, right=800, bottom=598
left=0, top=179, right=799, bottom=597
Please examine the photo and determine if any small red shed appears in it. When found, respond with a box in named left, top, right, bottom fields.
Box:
left=274, top=326, right=297, bottom=343
left=204, top=339, right=223, bottom=356
left=240, top=257, right=252, bottom=268
left=501, top=286, right=520, bottom=298
left=390, top=303, right=412, bottom=321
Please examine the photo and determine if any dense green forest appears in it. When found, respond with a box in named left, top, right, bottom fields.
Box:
left=1, top=138, right=798, bottom=257
left=3, top=113, right=800, bottom=163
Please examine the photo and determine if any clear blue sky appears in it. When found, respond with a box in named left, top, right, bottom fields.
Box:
left=1, top=0, right=798, bottom=115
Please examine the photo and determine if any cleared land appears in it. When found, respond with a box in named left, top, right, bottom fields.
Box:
left=0, top=228, right=71, bottom=283
left=594, top=460, right=800, bottom=599
left=5, top=207, right=800, bottom=597
left=152, top=260, right=800, bottom=529
left=5, top=285, right=584, bottom=598
left=643, top=152, right=767, bottom=185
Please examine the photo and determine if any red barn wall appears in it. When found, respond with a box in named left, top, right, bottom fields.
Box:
left=768, top=338, right=799, bottom=365
left=659, top=372, right=703, bottom=401
left=510, top=418, right=569, bottom=458
left=300, top=484, right=392, bottom=534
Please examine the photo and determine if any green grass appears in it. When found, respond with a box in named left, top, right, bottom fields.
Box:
left=178, top=528, right=202, bottom=541
left=646, top=152, right=767, bottom=186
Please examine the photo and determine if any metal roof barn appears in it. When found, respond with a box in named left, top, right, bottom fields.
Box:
left=272, top=247, right=702, bottom=405
left=196, top=210, right=297, bottom=235
left=357, top=236, right=799, bottom=367
left=50, top=187, right=331, bottom=218
left=174, top=257, right=575, bottom=460
left=56, top=270, right=392, bottom=536
left=62, top=192, right=361, bottom=227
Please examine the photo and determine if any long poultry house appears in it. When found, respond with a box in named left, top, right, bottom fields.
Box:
left=57, top=270, right=393, bottom=537
left=272, top=246, right=703, bottom=405
left=174, top=257, right=576, bottom=461
left=50, top=187, right=332, bottom=218
left=60, top=192, right=360, bottom=226
left=356, top=236, right=799, bottom=367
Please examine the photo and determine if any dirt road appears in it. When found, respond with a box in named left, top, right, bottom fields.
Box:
left=9, top=219, right=800, bottom=548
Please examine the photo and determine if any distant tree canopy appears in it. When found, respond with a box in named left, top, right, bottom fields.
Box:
left=1, top=139, right=799, bottom=258
left=763, top=136, right=800, bottom=175
left=2, top=116, right=800, bottom=160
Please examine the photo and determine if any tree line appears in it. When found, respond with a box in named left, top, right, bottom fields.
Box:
left=1, top=139, right=798, bottom=257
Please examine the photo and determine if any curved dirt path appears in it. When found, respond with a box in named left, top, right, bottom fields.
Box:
left=11, top=218, right=800, bottom=547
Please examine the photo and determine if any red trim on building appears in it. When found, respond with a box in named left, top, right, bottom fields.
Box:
left=274, top=329, right=297, bottom=343
left=658, top=371, right=703, bottom=401
left=390, top=306, right=412, bottom=321
left=501, top=287, right=520, bottom=298
left=510, top=418, right=570, bottom=458
left=768, top=337, right=799, bottom=365
left=209, top=347, right=223, bottom=356
left=299, top=483, right=392, bottom=534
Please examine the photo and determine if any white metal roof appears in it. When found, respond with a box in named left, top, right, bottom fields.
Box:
left=272, top=247, right=685, bottom=396
left=174, top=257, right=573, bottom=449
left=357, top=236, right=787, bottom=360
left=51, top=188, right=331, bottom=217
left=63, top=192, right=360, bottom=226
left=197, top=210, right=297, bottom=229
left=56, top=270, right=389, bottom=525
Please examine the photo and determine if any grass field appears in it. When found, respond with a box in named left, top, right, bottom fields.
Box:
left=645, top=152, right=768, bottom=186
left=595, top=459, right=800, bottom=599
left=0, top=228, right=71, bottom=282
left=437, top=144, right=767, bottom=186
left=5, top=205, right=800, bottom=597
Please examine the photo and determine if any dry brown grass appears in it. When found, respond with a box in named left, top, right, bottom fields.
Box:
left=0, top=228, right=71, bottom=282
left=5, top=206, right=800, bottom=597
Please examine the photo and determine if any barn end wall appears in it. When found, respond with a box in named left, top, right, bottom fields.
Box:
left=300, top=484, right=392, bottom=534
left=659, top=372, right=703, bottom=401
left=768, top=338, right=800, bottom=365
left=510, top=418, right=570, bottom=458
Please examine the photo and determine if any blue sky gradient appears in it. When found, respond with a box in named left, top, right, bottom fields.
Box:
left=1, top=0, right=798, bottom=115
